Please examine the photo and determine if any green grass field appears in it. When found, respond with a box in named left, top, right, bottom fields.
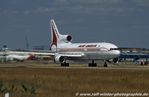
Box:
left=0, top=66, right=149, bottom=97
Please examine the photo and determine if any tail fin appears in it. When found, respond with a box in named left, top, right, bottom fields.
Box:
left=50, top=19, right=72, bottom=51
left=50, top=19, right=60, bottom=50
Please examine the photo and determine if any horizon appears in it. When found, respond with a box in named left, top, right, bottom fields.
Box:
left=0, top=0, right=149, bottom=49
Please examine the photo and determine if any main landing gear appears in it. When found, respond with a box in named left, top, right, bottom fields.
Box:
left=88, top=60, right=97, bottom=67
left=60, top=60, right=108, bottom=67
left=104, top=61, right=108, bottom=67
left=61, top=62, right=69, bottom=67
left=88, top=60, right=108, bottom=67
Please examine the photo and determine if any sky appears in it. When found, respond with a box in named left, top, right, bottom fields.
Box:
left=0, top=0, right=149, bottom=49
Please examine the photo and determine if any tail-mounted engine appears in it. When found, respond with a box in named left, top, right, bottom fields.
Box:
left=66, top=35, right=72, bottom=42
left=60, top=35, right=72, bottom=43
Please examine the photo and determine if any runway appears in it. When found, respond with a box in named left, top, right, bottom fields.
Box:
left=0, top=61, right=149, bottom=70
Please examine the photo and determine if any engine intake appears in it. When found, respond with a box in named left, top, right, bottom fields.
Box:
left=54, top=55, right=65, bottom=63
left=66, top=35, right=72, bottom=42
left=113, top=58, right=119, bottom=63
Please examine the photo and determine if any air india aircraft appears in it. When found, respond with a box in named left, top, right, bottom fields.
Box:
left=50, top=19, right=120, bottom=67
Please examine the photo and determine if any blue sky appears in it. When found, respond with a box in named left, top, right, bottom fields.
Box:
left=0, top=0, right=149, bottom=49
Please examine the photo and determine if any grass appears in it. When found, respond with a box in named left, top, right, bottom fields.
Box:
left=0, top=67, right=148, bottom=97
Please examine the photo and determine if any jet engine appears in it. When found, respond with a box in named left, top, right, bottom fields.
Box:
left=60, top=35, right=72, bottom=43
left=113, top=58, right=119, bottom=63
left=66, top=35, right=72, bottom=42
left=54, top=55, right=65, bottom=63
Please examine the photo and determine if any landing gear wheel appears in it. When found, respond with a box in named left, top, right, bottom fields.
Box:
left=61, top=62, right=69, bottom=67
left=88, top=63, right=91, bottom=67
left=88, top=60, right=97, bottom=67
left=66, top=63, right=69, bottom=67
left=94, top=63, right=97, bottom=67
left=104, top=62, right=108, bottom=67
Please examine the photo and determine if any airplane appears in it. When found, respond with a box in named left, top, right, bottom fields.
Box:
left=0, top=49, right=35, bottom=62
left=0, top=47, right=51, bottom=62
left=0, top=54, right=33, bottom=62
left=50, top=19, right=120, bottom=67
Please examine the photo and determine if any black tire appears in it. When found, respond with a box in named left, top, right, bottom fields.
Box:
left=88, top=63, right=97, bottom=67
left=61, top=63, right=64, bottom=66
left=66, top=63, right=69, bottom=67
left=94, top=63, right=97, bottom=67
left=104, top=62, right=108, bottom=67
left=88, top=63, right=91, bottom=67
left=140, top=62, right=144, bottom=66
left=61, top=63, right=69, bottom=67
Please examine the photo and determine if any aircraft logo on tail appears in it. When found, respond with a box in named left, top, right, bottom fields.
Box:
left=50, top=19, right=59, bottom=50
left=50, top=19, right=72, bottom=51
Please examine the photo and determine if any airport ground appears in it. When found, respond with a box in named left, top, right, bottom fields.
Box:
left=0, top=61, right=149, bottom=97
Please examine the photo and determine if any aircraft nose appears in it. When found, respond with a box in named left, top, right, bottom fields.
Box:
left=115, top=50, right=121, bottom=56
